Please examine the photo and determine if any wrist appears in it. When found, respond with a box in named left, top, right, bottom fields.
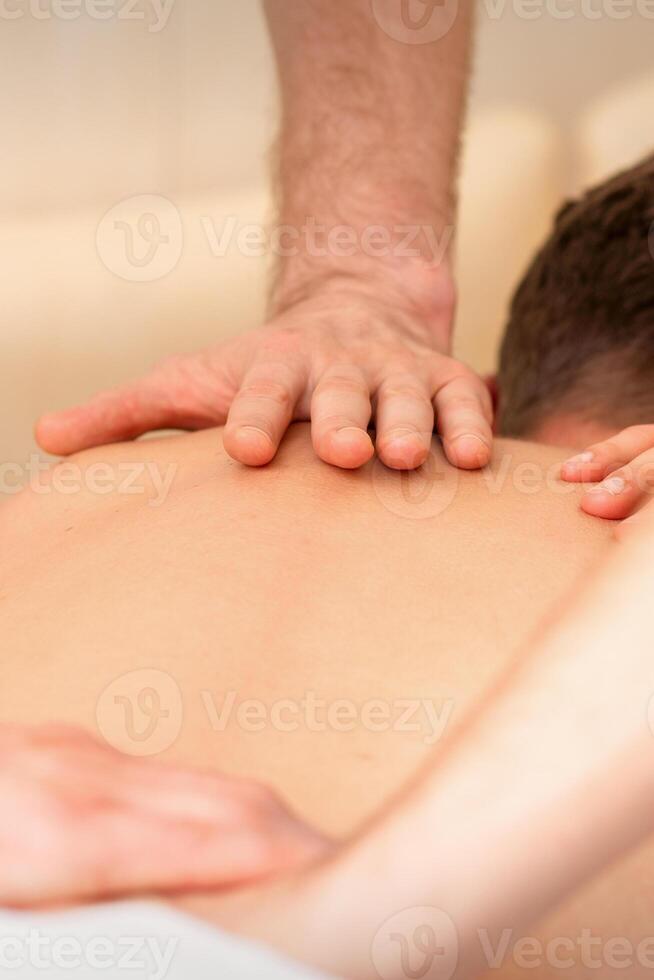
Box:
left=270, top=253, right=456, bottom=352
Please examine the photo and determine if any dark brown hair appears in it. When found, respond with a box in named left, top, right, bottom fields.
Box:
left=497, top=153, right=654, bottom=437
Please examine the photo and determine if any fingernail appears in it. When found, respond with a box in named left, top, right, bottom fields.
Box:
left=333, top=426, right=370, bottom=445
left=383, top=431, right=429, bottom=470
left=331, top=427, right=374, bottom=461
left=587, top=476, right=626, bottom=496
left=451, top=434, right=490, bottom=462
left=563, top=451, right=594, bottom=469
left=235, top=425, right=273, bottom=446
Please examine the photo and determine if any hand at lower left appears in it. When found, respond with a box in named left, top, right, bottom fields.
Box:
left=0, top=723, right=329, bottom=908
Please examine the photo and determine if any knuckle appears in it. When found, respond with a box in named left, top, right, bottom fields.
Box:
left=443, top=393, right=483, bottom=414
left=260, top=327, right=303, bottom=356
left=383, top=386, right=427, bottom=402
left=238, top=381, right=292, bottom=409
left=315, top=413, right=362, bottom=432
left=315, top=374, right=367, bottom=399
left=596, top=437, right=625, bottom=459
left=378, top=425, right=427, bottom=445
left=378, top=375, right=427, bottom=402
left=437, top=358, right=475, bottom=382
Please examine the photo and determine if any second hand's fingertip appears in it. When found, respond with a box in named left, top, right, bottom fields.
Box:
left=580, top=500, right=621, bottom=520
left=580, top=485, right=628, bottom=520
left=560, top=463, right=580, bottom=482
left=560, top=452, right=597, bottom=481
left=560, top=464, right=597, bottom=482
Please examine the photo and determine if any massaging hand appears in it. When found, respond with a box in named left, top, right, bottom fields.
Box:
left=35, top=279, right=493, bottom=472
left=0, top=723, right=328, bottom=908
left=561, top=425, right=654, bottom=525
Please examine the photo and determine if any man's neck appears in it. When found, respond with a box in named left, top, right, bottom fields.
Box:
left=529, top=415, right=617, bottom=451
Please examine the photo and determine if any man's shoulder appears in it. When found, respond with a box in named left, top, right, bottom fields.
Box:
left=0, top=425, right=608, bottom=552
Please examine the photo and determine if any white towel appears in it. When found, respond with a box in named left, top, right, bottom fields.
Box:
left=0, top=901, right=337, bottom=980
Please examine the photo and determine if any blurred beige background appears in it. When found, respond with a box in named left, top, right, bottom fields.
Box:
left=1, top=0, right=653, bottom=473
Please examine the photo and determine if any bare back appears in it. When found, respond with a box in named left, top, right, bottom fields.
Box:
left=0, top=424, right=610, bottom=834
left=9, top=424, right=654, bottom=976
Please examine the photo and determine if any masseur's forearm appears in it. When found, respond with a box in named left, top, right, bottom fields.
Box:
left=263, top=0, right=474, bottom=336
left=292, top=529, right=654, bottom=978
left=36, top=1, right=489, bottom=471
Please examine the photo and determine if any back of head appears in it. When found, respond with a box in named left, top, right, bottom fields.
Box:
left=498, top=153, right=654, bottom=438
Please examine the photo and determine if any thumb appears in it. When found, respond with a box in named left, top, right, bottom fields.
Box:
left=35, top=373, right=224, bottom=456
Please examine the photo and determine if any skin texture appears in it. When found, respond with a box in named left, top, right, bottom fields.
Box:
left=180, top=495, right=654, bottom=980
left=9, top=424, right=654, bottom=979
left=35, top=0, right=493, bottom=473
left=0, top=427, right=609, bottom=834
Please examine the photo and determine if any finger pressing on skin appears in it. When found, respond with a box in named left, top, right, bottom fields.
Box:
left=433, top=370, right=493, bottom=470
left=310, top=365, right=374, bottom=469
left=560, top=425, right=654, bottom=483
left=223, top=357, right=306, bottom=466
left=374, top=372, right=435, bottom=470
left=580, top=448, right=654, bottom=520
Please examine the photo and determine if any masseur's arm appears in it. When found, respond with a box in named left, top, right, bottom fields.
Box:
left=208, top=513, right=654, bottom=979
left=36, top=0, right=492, bottom=473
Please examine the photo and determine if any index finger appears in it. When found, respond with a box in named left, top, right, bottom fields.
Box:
left=561, top=425, right=654, bottom=483
left=223, top=356, right=306, bottom=467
